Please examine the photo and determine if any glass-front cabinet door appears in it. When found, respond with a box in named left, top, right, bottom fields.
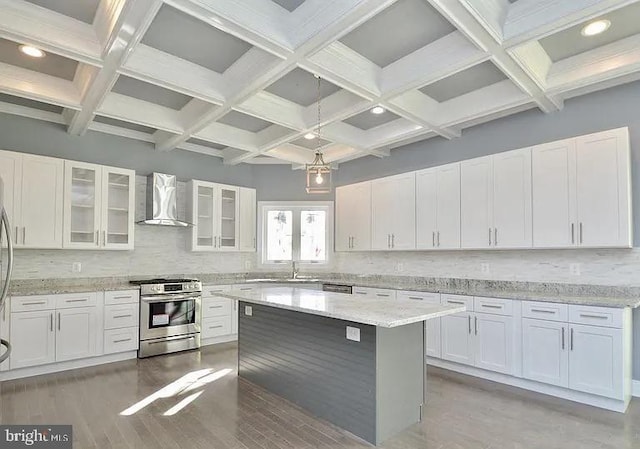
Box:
left=190, top=182, right=216, bottom=251
left=63, top=161, right=101, bottom=249
left=101, top=167, right=135, bottom=250
left=218, top=186, right=239, bottom=250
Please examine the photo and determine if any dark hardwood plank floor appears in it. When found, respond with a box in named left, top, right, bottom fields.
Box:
left=1, top=343, right=638, bottom=449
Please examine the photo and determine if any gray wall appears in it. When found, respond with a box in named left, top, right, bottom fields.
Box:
left=0, top=116, right=255, bottom=187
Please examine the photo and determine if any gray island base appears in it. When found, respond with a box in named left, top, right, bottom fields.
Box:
left=223, top=287, right=464, bottom=445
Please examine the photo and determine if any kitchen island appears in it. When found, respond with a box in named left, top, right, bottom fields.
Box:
left=222, top=286, right=464, bottom=445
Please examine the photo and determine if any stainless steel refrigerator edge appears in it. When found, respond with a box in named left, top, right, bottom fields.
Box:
left=0, top=176, right=14, bottom=364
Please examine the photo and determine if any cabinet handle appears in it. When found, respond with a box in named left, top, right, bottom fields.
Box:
left=579, top=223, right=583, bottom=244
left=387, top=234, right=390, bottom=249
left=209, top=325, right=223, bottom=329
left=530, top=308, right=555, bottom=314
left=432, top=231, right=435, bottom=247
left=209, top=291, right=223, bottom=295
left=562, top=327, right=565, bottom=350
left=437, top=231, right=440, bottom=247
left=579, top=313, right=607, bottom=319
left=113, top=338, right=132, bottom=343
left=494, top=228, right=497, bottom=246
left=391, top=234, right=395, bottom=248
left=22, top=227, right=26, bottom=244
left=408, top=296, right=423, bottom=300
left=481, top=304, right=502, bottom=309
left=239, top=287, right=252, bottom=291
left=253, top=237, right=256, bottom=249
left=113, top=314, right=133, bottom=319
left=447, top=300, right=464, bottom=305
left=474, top=316, right=478, bottom=335
left=15, top=226, right=18, bottom=244
left=65, top=298, right=87, bottom=303
left=209, top=305, right=223, bottom=309
left=355, top=291, right=367, bottom=295
left=488, top=228, right=492, bottom=246
left=376, top=293, right=390, bottom=297
left=468, top=315, right=471, bottom=334
left=570, top=328, right=574, bottom=351
left=113, top=295, right=132, bottom=300
left=571, top=223, right=575, bottom=244
left=22, top=301, right=46, bottom=306
left=57, top=312, right=61, bottom=331
left=96, top=230, right=99, bottom=246
left=103, top=230, right=107, bottom=246
left=50, top=313, right=53, bottom=332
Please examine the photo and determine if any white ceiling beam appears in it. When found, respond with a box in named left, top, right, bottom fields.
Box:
left=98, top=92, right=184, bottom=133
left=265, top=144, right=316, bottom=165
left=236, top=92, right=307, bottom=131
left=0, top=0, right=102, bottom=65
left=428, top=0, right=562, bottom=113
left=245, top=156, right=291, bottom=165
left=0, top=101, right=65, bottom=124
left=193, top=122, right=259, bottom=152
left=507, top=41, right=553, bottom=89
left=322, top=122, right=390, bottom=157
left=458, top=0, right=509, bottom=42
left=0, top=63, right=81, bottom=109
left=66, top=0, right=163, bottom=136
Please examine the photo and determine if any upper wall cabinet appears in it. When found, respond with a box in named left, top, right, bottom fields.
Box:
left=371, top=172, right=416, bottom=250
left=0, top=150, right=64, bottom=249
left=532, top=128, right=631, bottom=248
left=460, top=148, right=532, bottom=249
left=63, top=161, right=135, bottom=250
left=335, top=181, right=371, bottom=252
left=239, top=187, right=257, bottom=252
left=188, top=180, right=256, bottom=252
left=416, top=163, right=460, bottom=250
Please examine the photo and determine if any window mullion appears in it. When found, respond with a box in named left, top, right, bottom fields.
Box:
left=292, top=207, right=301, bottom=262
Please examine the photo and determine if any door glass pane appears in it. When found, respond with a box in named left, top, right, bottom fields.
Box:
left=300, top=211, right=326, bottom=261
left=266, top=210, right=292, bottom=261
left=106, top=172, right=130, bottom=245
left=70, top=167, right=96, bottom=244
left=220, top=189, right=237, bottom=248
left=197, top=186, right=214, bottom=247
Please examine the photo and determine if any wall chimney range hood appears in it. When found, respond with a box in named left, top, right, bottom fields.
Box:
left=138, top=173, right=192, bottom=227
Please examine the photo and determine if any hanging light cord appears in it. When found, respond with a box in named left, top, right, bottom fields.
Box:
left=316, top=75, right=321, bottom=155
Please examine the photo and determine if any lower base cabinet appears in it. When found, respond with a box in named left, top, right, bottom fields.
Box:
left=441, top=313, right=475, bottom=365
left=522, top=318, right=568, bottom=387
left=9, top=310, right=56, bottom=369
left=56, top=307, right=97, bottom=362
left=474, top=313, right=514, bottom=375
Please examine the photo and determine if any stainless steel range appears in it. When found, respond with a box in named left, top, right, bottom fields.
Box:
left=131, top=278, right=202, bottom=358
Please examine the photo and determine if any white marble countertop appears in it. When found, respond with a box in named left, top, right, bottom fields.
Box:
left=222, top=286, right=465, bottom=328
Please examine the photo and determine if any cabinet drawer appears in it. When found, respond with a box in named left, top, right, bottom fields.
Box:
left=568, top=305, right=623, bottom=328
left=105, top=304, right=139, bottom=330
left=233, top=285, right=257, bottom=292
left=441, top=294, right=473, bottom=311
left=202, top=316, right=232, bottom=339
left=104, top=327, right=138, bottom=354
left=55, top=292, right=97, bottom=309
left=522, top=301, right=568, bottom=322
left=353, top=287, right=396, bottom=299
left=474, top=297, right=513, bottom=316
left=11, top=295, right=55, bottom=312
left=396, top=290, right=440, bottom=304
left=202, top=285, right=230, bottom=298
left=105, top=290, right=139, bottom=305
left=202, top=298, right=232, bottom=318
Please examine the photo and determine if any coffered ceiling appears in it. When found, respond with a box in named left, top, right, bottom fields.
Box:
left=0, top=0, right=639, bottom=167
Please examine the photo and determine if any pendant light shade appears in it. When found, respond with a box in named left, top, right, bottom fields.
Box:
left=305, top=75, right=332, bottom=194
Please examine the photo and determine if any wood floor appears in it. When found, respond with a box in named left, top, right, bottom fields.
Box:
left=1, top=343, right=639, bottom=449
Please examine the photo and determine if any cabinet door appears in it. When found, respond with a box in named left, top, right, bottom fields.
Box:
left=575, top=128, right=631, bottom=247
left=492, top=148, right=532, bottom=248
left=0, top=150, right=21, bottom=240
left=415, top=168, right=437, bottom=249
left=460, top=156, right=492, bottom=249
left=531, top=139, right=576, bottom=248
left=191, top=182, right=216, bottom=251
left=56, top=307, right=97, bottom=362
left=474, top=313, right=514, bottom=374
left=218, top=186, right=240, bottom=250
left=19, top=154, right=64, bottom=248
left=238, top=187, right=256, bottom=251
left=426, top=318, right=441, bottom=358
left=522, top=318, right=568, bottom=387
left=63, top=161, right=101, bottom=249
left=372, top=173, right=415, bottom=250
left=9, top=310, right=56, bottom=369
left=441, top=313, right=474, bottom=365
left=371, top=177, right=394, bottom=250
left=335, top=182, right=371, bottom=251
left=569, top=324, right=622, bottom=399
left=102, top=167, right=135, bottom=250
left=436, top=163, right=461, bottom=249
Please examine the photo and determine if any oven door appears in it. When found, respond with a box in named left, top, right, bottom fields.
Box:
left=140, top=293, right=201, bottom=340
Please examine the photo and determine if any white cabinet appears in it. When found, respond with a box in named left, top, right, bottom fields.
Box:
left=568, top=324, right=623, bottom=399
left=397, top=290, right=441, bottom=357
left=416, top=163, right=460, bottom=250
left=188, top=181, right=241, bottom=251
left=532, top=128, right=631, bottom=248
left=9, top=310, right=56, bottom=369
left=63, top=161, right=135, bottom=250
left=473, top=313, right=514, bottom=375
left=103, top=290, right=139, bottom=355
left=239, top=187, right=257, bottom=251
left=0, top=151, right=20, bottom=239
left=56, top=307, right=97, bottom=362
left=371, top=173, right=415, bottom=250
left=441, top=312, right=474, bottom=365
left=0, top=299, right=9, bottom=371
left=461, top=149, right=531, bottom=249
left=352, top=286, right=396, bottom=300
left=522, top=318, right=568, bottom=387
left=335, top=181, right=371, bottom=251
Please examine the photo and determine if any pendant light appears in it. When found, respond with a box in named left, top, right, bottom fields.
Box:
left=305, top=75, right=331, bottom=194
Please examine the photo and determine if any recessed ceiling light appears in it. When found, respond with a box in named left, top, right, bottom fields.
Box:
left=304, top=133, right=316, bottom=140
left=371, top=106, right=385, bottom=115
left=19, top=44, right=46, bottom=58
left=581, top=19, right=611, bottom=37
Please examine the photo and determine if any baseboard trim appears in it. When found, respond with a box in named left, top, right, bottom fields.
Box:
left=0, top=351, right=137, bottom=381
left=427, top=358, right=630, bottom=413
left=201, top=334, right=238, bottom=347
left=633, top=380, right=640, bottom=397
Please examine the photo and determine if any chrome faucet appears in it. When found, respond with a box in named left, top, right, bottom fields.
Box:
left=292, top=261, right=299, bottom=279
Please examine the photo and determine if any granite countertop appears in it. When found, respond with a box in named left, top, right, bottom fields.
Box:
left=8, top=273, right=640, bottom=308
left=222, top=286, right=465, bottom=328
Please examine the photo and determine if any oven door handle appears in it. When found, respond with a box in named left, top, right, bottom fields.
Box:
left=141, top=293, right=201, bottom=302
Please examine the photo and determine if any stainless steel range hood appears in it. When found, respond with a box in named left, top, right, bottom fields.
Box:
left=138, top=173, right=192, bottom=227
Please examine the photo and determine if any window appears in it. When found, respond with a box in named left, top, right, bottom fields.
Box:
left=259, top=202, right=333, bottom=265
